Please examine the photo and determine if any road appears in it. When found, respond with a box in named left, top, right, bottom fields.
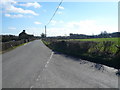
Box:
left=2, top=40, right=118, bottom=88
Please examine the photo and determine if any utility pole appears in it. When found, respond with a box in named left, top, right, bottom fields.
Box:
left=45, top=25, right=46, bottom=37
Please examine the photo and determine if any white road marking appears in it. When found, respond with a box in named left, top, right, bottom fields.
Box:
left=45, top=64, right=47, bottom=68
left=30, top=52, right=54, bottom=88
left=30, top=85, right=34, bottom=89
left=36, top=78, right=39, bottom=81
left=44, top=52, right=54, bottom=68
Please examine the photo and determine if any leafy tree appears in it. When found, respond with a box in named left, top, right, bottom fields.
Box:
left=41, top=33, right=46, bottom=38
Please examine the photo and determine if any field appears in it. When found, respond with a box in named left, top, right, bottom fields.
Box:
left=70, top=38, right=120, bottom=53
left=70, top=37, right=120, bottom=45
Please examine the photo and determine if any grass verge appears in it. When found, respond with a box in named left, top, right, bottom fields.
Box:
left=42, top=38, right=120, bottom=69
left=0, top=42, right=29, bottom=54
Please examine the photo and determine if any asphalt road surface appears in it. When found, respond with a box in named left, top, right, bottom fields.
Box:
left=2, top=40, right=118, bottom=88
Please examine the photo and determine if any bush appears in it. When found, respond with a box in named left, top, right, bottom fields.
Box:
left=2, top=40, right=25, bottom=51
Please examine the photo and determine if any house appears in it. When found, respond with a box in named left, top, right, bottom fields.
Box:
left=19, top=30, right=34, bottom=40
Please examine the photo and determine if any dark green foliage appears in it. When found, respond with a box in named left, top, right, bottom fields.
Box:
left=102, top=41, right=114, bottom=55
left=1, top=30, right=36, bottom=52
left=2, top=40, right=25, bottom=51
left=69, top=32, right=120, bottom=39
left=2, top=35, right=20, bottom=42
left=41, top=33, right=46, bottom=38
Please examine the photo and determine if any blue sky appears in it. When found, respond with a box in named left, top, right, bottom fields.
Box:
left=1, top=0, right=118, bottom=36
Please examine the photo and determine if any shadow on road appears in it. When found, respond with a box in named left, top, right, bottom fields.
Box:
left=53, top=50, right=119, bottom=74
left=53, top=50, right=80, bottom=61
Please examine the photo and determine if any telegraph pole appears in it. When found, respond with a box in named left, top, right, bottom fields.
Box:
left=45, top=25, right=46, bottom=37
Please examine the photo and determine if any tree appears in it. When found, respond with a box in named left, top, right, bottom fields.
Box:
left=100, top=31, right=108, bottom=38
left=41, top=33, right=46, bottom=38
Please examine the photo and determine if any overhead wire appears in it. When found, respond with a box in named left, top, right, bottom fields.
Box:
left=46, top=0, right=63, bottom=26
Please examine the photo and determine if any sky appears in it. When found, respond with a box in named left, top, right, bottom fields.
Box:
left=0, top=0, right=118, bottom=36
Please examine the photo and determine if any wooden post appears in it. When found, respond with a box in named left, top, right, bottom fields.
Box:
left=45, top=25, right=46, bottom=37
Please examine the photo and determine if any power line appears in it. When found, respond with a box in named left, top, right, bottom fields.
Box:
left=44, top=0, right=63, bottom=37
left=46, top=0, right=63, bottom=26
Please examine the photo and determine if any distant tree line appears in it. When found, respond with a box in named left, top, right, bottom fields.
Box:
left=2, top=35, right=20, bottom=42
left=43, top=31, right=120, bottom=40
left=69, top=31, right=120, bottom=39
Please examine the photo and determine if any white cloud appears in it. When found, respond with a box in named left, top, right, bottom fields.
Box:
left=21, top=20, right=117, bottom=37
left=26, top=27, right=44, bottom=36
left=65, top=20, right=101, bottom=35
left=34, top=21, right=42, bottom=25
left=19, top=2, right=41, bottom=8
left=47, top=20, right=118, bottom=36
left=57, top=11, right=62, bottom=14
left=47, top=27, right=67, bottom=36
left=0, top=0, right=17, bottom=5
left=6, top=5, right=39, bottom=16
left=5, top=14, right=11, bottom=17
left=66, top=20, right=102, bottom=35
left=8, top=27, right=16, bottom=30
left=59, top=20, right=64, bottom=23
left=51, top=20, right=57, bottom=26
left=1, top=0, right=39, bottom=17
left=49, top=20, right=64, bottom=26
left=5, top=13, right=23, bottom=18
left=59, top=6, right=64, bottom=10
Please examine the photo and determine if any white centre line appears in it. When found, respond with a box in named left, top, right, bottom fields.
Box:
left=30, top=85, right=34, bottom=89
left=44, top=52, right=54, bottom=68
left=30, top=52, right=54, bottom=88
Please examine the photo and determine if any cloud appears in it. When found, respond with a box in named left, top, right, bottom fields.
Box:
left=34, top=21, right=42, bottom=25
left=6, top=5, right=39, bottom=16
left=19, top=2, right=41, bottom=8
left=26, top=27, right=44, bottom=36
left=1, top=0, right=39, bottom=17
left=68, top=20, right=117, bottom=35
left=5, top=14, right=11, bottom=17
left=47, top=20, right=118, bottom=36
left=8, top=27, right=16, bottom=30
left=47, top=27, right=66, bottom=36
left=59, top=20, right=64, bottom=23
left=65, top=20, right=102, bottom=35
left=51, top=20, right=57, bottom=26
left=19, top=20, right=117, bottom=37
left=57, top=11, right=62, bottom=14
left=0, top=0, right=17, bottom=5
left=5, top=13, right=23, bottom=18
left=59, top=6, right=64, bottom=10
left=50, top=20, right=64, bottom=26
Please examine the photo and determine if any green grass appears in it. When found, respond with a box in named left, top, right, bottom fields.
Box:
left=42, top=40, right=50, bottom=46
left=70, top=37, right=120, bottom=45
left=70, top=38, right=120, bottom=54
